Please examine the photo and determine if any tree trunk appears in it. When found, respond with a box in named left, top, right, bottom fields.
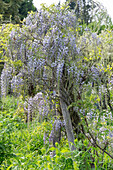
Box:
left=59, top=90, right=76, bottom=151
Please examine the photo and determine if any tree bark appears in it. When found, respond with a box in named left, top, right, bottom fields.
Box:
left=59, top=90, right=76, bottom=151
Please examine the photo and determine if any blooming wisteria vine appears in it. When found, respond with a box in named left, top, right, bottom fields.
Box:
left=0, top=3, right=113, bottom=155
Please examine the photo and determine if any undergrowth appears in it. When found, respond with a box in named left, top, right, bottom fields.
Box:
left=0, top=96, right=113, bottom=169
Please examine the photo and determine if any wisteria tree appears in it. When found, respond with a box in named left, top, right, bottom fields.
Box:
left=1, top=3, right=113, bottom=155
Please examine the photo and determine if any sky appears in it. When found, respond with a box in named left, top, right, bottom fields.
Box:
left=95, top=0, right=113, bottom=21
left=33, top=0, right=113, bottom=22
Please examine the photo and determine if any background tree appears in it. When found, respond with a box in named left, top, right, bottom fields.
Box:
left=67, top=0, right=112, bottom=28
left=88, top=1, right=112, bottom=34
left=67, top=0, right=95, bottom=25
left=0, top=0, right=36, bottom=23
left=0, top=0, right=23, bottom=23
left=19, top=0, right=37, bottom=21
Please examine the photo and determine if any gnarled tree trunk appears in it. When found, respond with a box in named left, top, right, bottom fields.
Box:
left=59, top=89, right=76, bottom=151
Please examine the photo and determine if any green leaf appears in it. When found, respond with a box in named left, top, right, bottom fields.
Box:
left=63, top=158, right=74, bottom=170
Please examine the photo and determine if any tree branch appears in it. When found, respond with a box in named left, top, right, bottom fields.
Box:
left=83, top=117, right=113, bottom=159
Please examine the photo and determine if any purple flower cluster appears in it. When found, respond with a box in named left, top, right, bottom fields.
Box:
left=11, top=73, right=24, bottom=95
left=24, top=92, right=49, bottom=121
left=56, top=61, right=64, bottom=80
left=1, top=64, right=12, bottom=97
left=49, top=119, right=63, bottom=143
